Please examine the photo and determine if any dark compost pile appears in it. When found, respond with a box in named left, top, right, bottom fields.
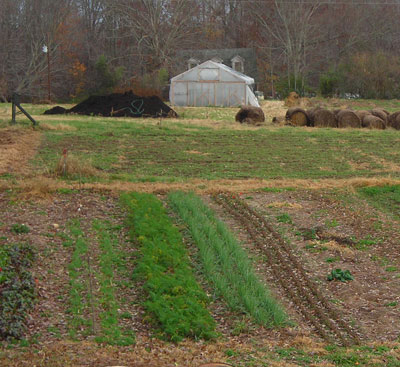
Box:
left=44, top=91, right=177, bottom=118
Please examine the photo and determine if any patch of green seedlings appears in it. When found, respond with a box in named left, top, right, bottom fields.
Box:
left=354, top=235, right=379, bottom=250
left=168, top=191, right=288, bottom=328
left=0, top=243, right=36, bottom=341
left=92, top=220, right=135, bottom=346
left=276, top=213, right=293, bottom=224
left=10, top=224, right=30, bottom=234
left=65, top=219, right=93, bottom=338
left=260, top=187, right=295, bottom=193
left=120, top=192, right=216, bottom=342
left=358, top=185, right=400, bottom=219
left=327, top=269, right=354, bottom=282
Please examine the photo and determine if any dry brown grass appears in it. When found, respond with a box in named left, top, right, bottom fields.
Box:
left=320, top=240, right=355, bottom=258
left=39, top=123, right=77, bottom=131
left=54, top=154, right=101, bottom=178
left=0, top=127, right=41, bottom=175
left=267, top=201, right=303, bottom=209
left=18, top=177, right=63, bottom=201
left=1, top=176, right=400, bottom=198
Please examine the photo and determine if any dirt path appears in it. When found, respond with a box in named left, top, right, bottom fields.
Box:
left=0, top=127, right=41, bottom=175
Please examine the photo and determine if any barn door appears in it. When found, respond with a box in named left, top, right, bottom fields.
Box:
left=188, top=82, right=215, bottom=106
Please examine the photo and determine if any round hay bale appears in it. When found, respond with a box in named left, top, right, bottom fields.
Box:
left=337, top=109, right=361, bottom=128
left=284, top=91, right=300, bottom=107
left=362, top=115, right=386, bottom=129
left=333, top=109, right=342, bottom=117
left=285, top=107, right=309, bottom=126
left=306, top=107, right=322, bottom=126
left=391, top=113, right=400, bottom=130
left=313, top=109, right=337, bottom=128
left=235, top=106, right=265, bottom=125
left=370, top=108, right=388, bottom=124
left=388, top=111, right=400, bottom=129
left=355, top=110, right=370, bottom=121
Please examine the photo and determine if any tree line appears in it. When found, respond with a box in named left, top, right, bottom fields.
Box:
left=1, top=0, right=400, bottom=102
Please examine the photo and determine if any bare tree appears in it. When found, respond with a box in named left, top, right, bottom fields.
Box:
left=254, top=0, right=322, bottom=93
left=109, top=0, right=200, bottom=73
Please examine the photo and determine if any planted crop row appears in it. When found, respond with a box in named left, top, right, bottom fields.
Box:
left=120, top=192, right=216, bottom=342
left=65, top=219, right=135, bottom=344
left=92, top=220, right=135, bottom=346
left=168, top=191, right=287, bottom=328
left=0, top=243, right=36, bottom=340
left=66, top=219, right=93, bottom=338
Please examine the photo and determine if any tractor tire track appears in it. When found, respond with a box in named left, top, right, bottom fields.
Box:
left=213, top=193, right=362, bottom=346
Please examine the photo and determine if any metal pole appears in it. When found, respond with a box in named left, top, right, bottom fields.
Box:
left=11, top=93, right=16, bottom=124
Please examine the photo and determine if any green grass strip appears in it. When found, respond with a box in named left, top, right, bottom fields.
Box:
left=120, top=192, right=216, bottom=342
left=168, top=191, right=288, bottom=328
left=358, top=184, right=400, bottom=219
left=66, top=219, right=92, bottom=338
left=92, top=220, right=135, bottom=346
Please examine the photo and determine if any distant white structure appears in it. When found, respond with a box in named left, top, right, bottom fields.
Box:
left=169, top=60, right=260, bottom=107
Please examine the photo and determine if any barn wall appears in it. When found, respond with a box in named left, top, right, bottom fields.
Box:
left=170, top=81, right=247, bottom=107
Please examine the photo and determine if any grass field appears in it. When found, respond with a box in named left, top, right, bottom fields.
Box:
left=0, top=98, right=400, bottom=366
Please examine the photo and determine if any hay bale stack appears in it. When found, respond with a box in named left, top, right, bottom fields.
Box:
left=370, top=108, right=388, bottom=124
left=337, top=109, right=361, bottom=128
left=333, top=109, right=342, bottom=117
left=355, top=110, right=370, bottom=121
left=285, top=107, right=309, bottom=126
left=362, top=115, right=386, bottom=129
left=306, top=108, right=321, bottom=126
left=235, top=106, right=265, bottom=125
left=313, top=109, right=337, bottom=128
left=388, top=111, right=400, bottom=130
left=285, top=91, right=300, bottom=107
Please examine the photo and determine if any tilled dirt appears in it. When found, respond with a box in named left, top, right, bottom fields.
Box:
left=213, top=193, right=361, bottom=346
left=232, top=190, right=400, bottom=342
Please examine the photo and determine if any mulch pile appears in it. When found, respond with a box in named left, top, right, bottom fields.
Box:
left=44, top=91, right=177, bottom=118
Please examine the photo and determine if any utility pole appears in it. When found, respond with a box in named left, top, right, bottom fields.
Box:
left=42, top=37, right=51, bottom=102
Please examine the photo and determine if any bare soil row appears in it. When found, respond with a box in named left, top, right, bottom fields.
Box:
left=213, top=193, right=362, bottom=346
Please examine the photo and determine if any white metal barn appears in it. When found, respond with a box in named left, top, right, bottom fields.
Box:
left=169, top=60, right=260, bottom=107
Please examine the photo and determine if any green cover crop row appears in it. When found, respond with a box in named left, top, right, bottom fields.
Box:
left=168, top=191, right=288, bottom=328
left=120, top=192, right=216, bottom=342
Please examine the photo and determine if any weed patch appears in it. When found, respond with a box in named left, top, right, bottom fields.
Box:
left=0, top=243, right=36, bottom=340
left=10, top=224, right=30, bottom=234
left=327, top=269, right=354, bottom=282
left=120, top=192, right=216, bottom=342
left=168, top=191, right=287, bottom=327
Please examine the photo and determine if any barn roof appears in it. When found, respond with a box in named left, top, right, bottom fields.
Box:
left=171, top=60, right=255, bottom=85
left=174, top=48, right=258, bottom=81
